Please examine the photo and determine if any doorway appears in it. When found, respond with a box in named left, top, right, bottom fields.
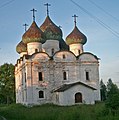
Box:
left=75, top=92, right=82, bottom=103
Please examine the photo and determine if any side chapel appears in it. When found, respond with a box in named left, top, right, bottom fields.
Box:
left=15, top=4, right=100, bottom=106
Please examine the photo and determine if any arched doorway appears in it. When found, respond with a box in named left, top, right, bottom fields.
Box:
left=75, top=92, right=82, bottom=103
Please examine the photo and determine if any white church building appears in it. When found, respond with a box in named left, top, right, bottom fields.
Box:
left=15, top=5, right=100, bottom=106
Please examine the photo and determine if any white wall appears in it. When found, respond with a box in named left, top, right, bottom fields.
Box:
left=69, top=43, right=83, bottom=56
left=15, top=51, right=100, bottom=105
left=42, top=40, right=59, bottom=56
left=27, top=42, right=42, bottom=55
left=57, top=84, right=95, bottom=105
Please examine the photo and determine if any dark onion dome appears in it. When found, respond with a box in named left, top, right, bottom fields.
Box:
left=59, top=39, right=69, bottom=50
left=16, top=41, right=27, bottom=54
left=22, top=21, right=45, bottom=44
left=66, top=26, right=87, bottom=45
left=40, top=16, right=62, bottom=40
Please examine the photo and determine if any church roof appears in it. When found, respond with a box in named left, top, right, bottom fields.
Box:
left=66, top=26, right=87, bottom=45
left=79, top=52, right=99, bottom=60
left=52, top=81, right=96, bottom=92
left=16, top=41, right=27, bottom=54
left=22, top=21, right=45, bottom=44
left=59, top=39, right=69, bottom=50
left=40, top=15, right=62, bottom=41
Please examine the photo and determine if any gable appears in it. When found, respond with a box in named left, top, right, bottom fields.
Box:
left=30, top=52, right=50, bottom=62
left=78, top=52, right=99, bottom=62
left=53, top=51, right=76, bottom=62
left=52, top=81, right=96, bottom=92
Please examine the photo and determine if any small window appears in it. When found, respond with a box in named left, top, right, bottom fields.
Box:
left=86, top=71, right=89, bottom=81
left=39, top=91, right=44, bottom=98
left=63, top=71, right=67, bottom=80
left=25, top=72, right=26, bottom=83
left=35, top=49, right=38, bottom=53
left=51, top=48, right=54, bottom=55
left=63, top=54, right=66, bottom=59
left=78, top=50, right=80, bottom=55
left=39, top=72, right=43, bottom=81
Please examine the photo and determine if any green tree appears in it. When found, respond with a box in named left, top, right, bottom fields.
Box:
left=100, top=79, right=107, bottom=101
left=107, top=78, right=113, bottom=92
left=0, top=63, right=15, bottom=104
left=105, top=78, right=119, bottom=114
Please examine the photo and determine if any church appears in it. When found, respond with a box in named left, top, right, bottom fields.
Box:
left=15, top=4, right=100, bottom=106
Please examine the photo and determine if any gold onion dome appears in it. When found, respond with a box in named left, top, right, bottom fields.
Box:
left=40, top=16, right=62, bottom=40
left=66, top=26, right=87, bottom=45
left=22, top=21, right=45, bottom=44
left=16, top=41, right=27, bottom=54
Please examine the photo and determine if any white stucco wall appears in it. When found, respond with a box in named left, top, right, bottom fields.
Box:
left=56, top=84, right=95, bottom=106
left=69, top=43, right=83, bottom=56
left=53, top=51, right=76, bottom=62
left=27, top=42, right=42, bottom=55
left=42, top=40, right=59, bottom=56
left=20, top=52, right=27, bottom=57
left=15, top=51, right=100, bottom=105
left=78, top=53, right=100, bottom=101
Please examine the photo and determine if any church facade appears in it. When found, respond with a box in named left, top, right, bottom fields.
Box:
left=15, top=7, right=100, bottom=106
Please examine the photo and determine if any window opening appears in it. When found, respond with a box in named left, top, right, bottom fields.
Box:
left=63, top=71, right=67, bottom=80
left=78, top=50, right=80, bottom=55
left=39, top=91, right=44, bottom=98
left=39, top=72, right=43, bottom=81
left=75, top=92, right=82, bottom=103
left=35, top=49, right=38, bottom=53
left=86, top=71, right=89, bottom=80
left=51, top=48, right=54, bottom=55
left=63, top=54, right=66, bottom=59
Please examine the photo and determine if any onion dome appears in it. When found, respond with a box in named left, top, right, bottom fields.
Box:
left=16, top=41, right=27, bottom=54
left=66, top=26, right=87, bottom=45
left=40, top=16, right=62, bottom=40
left=59, top=39, right=69, bottom=50
left=22, top=21, right=45, bottom=44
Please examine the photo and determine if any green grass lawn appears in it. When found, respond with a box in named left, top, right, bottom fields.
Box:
left=0, top=103, right=119, bottom=120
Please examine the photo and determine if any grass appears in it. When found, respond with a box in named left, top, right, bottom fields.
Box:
left=0, top=103, right=119, bottom=120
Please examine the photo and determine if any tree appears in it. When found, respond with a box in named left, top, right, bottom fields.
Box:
left=106, top=78, right=119, bottom=98
left=0, top=63, right=15, bottom=104
left=100, top=79, right=107, bottom=101
left=107, top=78, right=113, bottom=92
left=105, top=78, right=119, bottom=114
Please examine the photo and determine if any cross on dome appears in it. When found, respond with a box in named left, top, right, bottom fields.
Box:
left=72, top=14, right=78, bottom=27
left=44, top=3, right=51, bottom=16
left=23, top=23, right=28, bottom=32
left=30, top=8, right=37, bottom=22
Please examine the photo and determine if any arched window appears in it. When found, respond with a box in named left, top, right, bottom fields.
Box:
left=51, top=48, right=54, bottom=55
left=63, top=71, right=67, bottom=80
left=25, top=72, right=26, bottom=83
left=78, top=50, right=80, bottom=55
left=75, top=92, right=82, bottom=103
left=35, top=49, right=38, bottom=53
left=39, top=91, right=44, bottom=98
left=39, top=72, right=43, bottom=81
left=63, top=54, right=66, bottom=59
left=86, top=71, right=89, bottom=81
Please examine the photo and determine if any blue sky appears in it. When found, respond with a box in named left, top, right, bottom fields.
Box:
left=0, top=0, right=119, bottom=84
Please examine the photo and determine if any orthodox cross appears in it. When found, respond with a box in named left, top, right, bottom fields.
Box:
left=23, top=23, right=28, bottom=32
left=72, top=14, right=78, bottom=26
left=30, top=8, right=37, bottom=21
left=44, top=3, right=51, bottom=16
